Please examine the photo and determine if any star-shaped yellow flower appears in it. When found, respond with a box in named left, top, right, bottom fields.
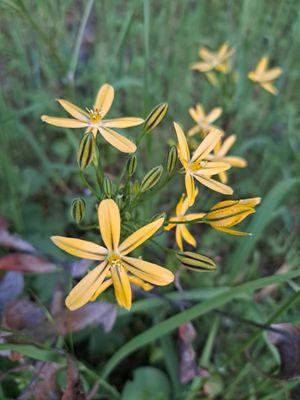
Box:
left=51, top=199, right=174, bottom=311
left=188, top=104, right=223, bottom=137
left=206, top=135, right=247, bottom=183
left=165, top=191, right=205, bottom=251
left=41, top=83, right=144, bottom=153
left=248, top=57, right=282, bottom=95
left=190, top=42, right=235, bottom=73
left=174, top=122, right=233, bottom=206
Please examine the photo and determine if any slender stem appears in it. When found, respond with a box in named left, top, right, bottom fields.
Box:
left=79, top=171, right=100, bottom=198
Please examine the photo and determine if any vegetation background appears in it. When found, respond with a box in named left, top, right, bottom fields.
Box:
left=0, top=0, right=300, bottom=398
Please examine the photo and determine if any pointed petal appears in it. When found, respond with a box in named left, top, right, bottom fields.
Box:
left=194, top=175, right=233, bottom=195
left=41, top=116, right=88, bottom=128
left=102, top=117, right=144, bottom=128
left=94, top=83, right=114, bottom=117
left=173, top=122, right=190, bottom=163
left=51, top=236, right=107, bottom=260
left=219, top=171, right=228, bottom=183
left=176, top=226, right=183, bottom=251
left=185, top=213, right=206, bottom=222
left=260, top=67, right=282, bottom=81
left=128, top=275, right=153, bottom=291
left=190, top=62, right=213, bottom=72
left=99, top=127, right=136, bottom=153
left=206, top=107, right=222, bottom=124
left=65, top=261, right=109, bottom=310
left=56, top=99, right=88, bottom=121
left=187, top=125, right=201, bottom=137
left=199, top=47, right=215, bottom=61
left=219, top=135, right=236, bottom=156
left=240, top=197, right=261, bottom=207
left=119, top=218, right=164, bottom=255
left=224, top=156, right=247, bottom=168
left=185, top=173, right=196, bottom=206
left=194, top=161, right=231, bottom=176
left=164, top=222, right=176, bottom=231
left=90, top=278, right=113, bottom=301
left=111, top=265, right=132, bottom=310
left=215, top=226, right=250, bottom=236
left=191, top=129, right=222, bottom=163
left=180, top=225, right=197, bottom=247
left=122, top=256, right=174, bottom=286
left=260, top=82, right=278, bottom=95
left=256, top=57, right=268, bottom=73
left=98, top=199, right=120, bottom=251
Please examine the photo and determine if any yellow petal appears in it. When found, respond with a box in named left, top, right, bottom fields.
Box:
left=65, top=261, right=109, bottom=310
left=260, top=67, right=282, bottom=82
left=98, top=199, right=120, bottom=251
left=90, top=278, right=113, bottom=301
left=260, top=82, right=278, bottom=95
left=194, top=175, right=233, bottom=195
left=185, top=213, right=205, bottom=222
left=122, top=256, right=174, bottom=286
left=164, top=222, right=176, bottom=231
left=224, top=156, right=247, bottom=168
left=240, top=197, right=261, bottom=207
left=102, top=117, right=144, bottom=128
left=206, top=206, right=254, bottom=228
left=219, top=171, right=228, bottom=183
left=119, top=218, right=164, bottom=255
left=214, top=226, right=250, bottom=236
left=99, top=127, right=136, bottom=153
left=194, top=161, right=231, bottom=176
left=51, top=236, right=107, bottom=260
left=206, top=107, right=222, bottom=124
left=205, top=72, right=219, bottom=87
left=176, top=226, right=183, bottom=251
left=190, top=62, right=213, bottom=72
left=94, top=83, right=114, bottom=117
left=173, top=122, right=190, bottom=163
left=185, top=172, right=196, bottom=206
left=41, top=116, right=88, bottom=128
left=199, top=47, right=215, bottom=61
left=180, top=225, right=196, bottom=247
left=187, top=125, right=201, bottom=137
left=181, top=189, right=198, bottom=215
left=128, top=275, right=153, bottom=291
left=191, top=129, right=222, bottom=163
left=56, top=99, right=88, bottom=121
left=218, top=135, right=236, bottom=156
left=256, top=57, right=268, bottom=73
left=111, top=265, right=132, bottom=310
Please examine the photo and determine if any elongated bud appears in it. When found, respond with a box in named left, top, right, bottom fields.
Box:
left=77, top=132, right=95, bottom=170
left=71, top=198, right=86, bottom=223
left=126, top=155, right=137, bottom=177
left=140, top=165, right=163, bottom=192
left=166, top=145, right=178, bottom=174
left=115, top=195, right=123, bottom=209
left=151, top=212, right=167, bottom=222
left=144, top=103, right=168, bottom=133
left=103, top=176, right=113, bottom=198
left=176, top=251, right=216, bottom=272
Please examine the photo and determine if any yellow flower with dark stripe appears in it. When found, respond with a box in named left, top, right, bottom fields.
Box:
left=248, top=57, right=282, bottom=95
left=202, top=198, right=261, bottom=235
left=165, top=191, right=205, bottom=251
left=174, top=122, right=233, bottom=206
left=191, top=42, right=235, bottom=74
left=188, top=104, right=223, bottom=137
left=51, top=199, right=174, bottom=311
left=41, top=83, right=144, bottom=153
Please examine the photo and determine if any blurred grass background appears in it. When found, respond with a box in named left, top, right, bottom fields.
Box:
left=0, top=0, right=300, bottom=398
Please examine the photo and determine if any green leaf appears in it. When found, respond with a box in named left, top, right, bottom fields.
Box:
left=0, top=343, right=65, bottom=363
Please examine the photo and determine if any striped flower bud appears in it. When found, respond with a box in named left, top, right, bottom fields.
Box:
left=71, top=198, right=86, bottom=224
left=166, top=145, right=178, bottom=174
left=140, top=165, right=163, bottom=193
left=144, top=103, right=168, bottom=133
left=103, top=176, right=113, bottom=198
left=176, top=251, right=216, bottom=272
left=77, top=132, right=95, bottom=170
left=126, top=155, right=137, bottom=177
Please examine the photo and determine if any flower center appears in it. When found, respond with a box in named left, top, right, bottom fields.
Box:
left=107, top=251, right=122, bottom=267
left=188, top=160, right=207, bottom=172
left=86, top=106, right=102, bottom=123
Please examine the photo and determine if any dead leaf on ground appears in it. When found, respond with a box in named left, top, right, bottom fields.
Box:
left=0, top=253, right=57, bottom=273
left=0, top=272, right=24, bottom=314
left=62, top=356, right=87, bottom=400
left=0, top=218, right=37, bottom=253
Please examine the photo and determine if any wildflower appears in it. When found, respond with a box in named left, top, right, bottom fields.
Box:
left=206, top=134, right=247, bottom=183
left=174, top=122, right=233, bottom=206
left=165, top=191, right=205, bottom=250
left=188, top=104, right=223, bottom=137
left=41, top=83, right=144, bottom=153
left=190, top=42, right=235, bottom=74
left=202, top=198, right=261, bottom=235
left=248, top=57, right=282, bottom=95
left=51, top=199, right=174, bottom=310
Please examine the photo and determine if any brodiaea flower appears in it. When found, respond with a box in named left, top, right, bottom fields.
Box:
left=188, top=104, right=223, bottom=137
left=248, top=57, right=282, bottom=95
left=206, top=134, right=247, bottom=183
left=41, top=83, right=144, bottom=153
left=165, top=191, right=205, bottom=250
left=190, top=42, right=235, bottom=74
left=51, top=199, right=174, bottom=310
left=174, top=122, right=233, bottom=206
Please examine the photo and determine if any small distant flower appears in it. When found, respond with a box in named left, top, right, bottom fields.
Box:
left=51, top=199, right=174, bottom=311
left=248, top=57, right=282, bottom=95
left=206, top=134, right=247, bottom=183
left=174, top=122, right=233, bottom=206
left=165, top=191, right=205, bottom=251
left=188, top=104, right=223, bottom=137
left=190, top=42, right=235, bottom=74
left=41, top=83, right=144, bottom=153
left=202, top=198, right=261, bottom=235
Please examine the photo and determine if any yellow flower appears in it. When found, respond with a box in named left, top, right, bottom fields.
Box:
left=165, top=191, right=205, bottom=251
left=41, top=83, right=144, bottom=153
left=202, top=198, right=261, bottom=235
left=190, top=42, right=235, bottom=74
left=206, top=135, right=247, bottom=183
left=174, top=122, right=233, bottom=206
left=248, top=57, right=282, bottom=95
left=51, top=199, right=174, bottom=311
left=188, top=104, right=223, bottom=137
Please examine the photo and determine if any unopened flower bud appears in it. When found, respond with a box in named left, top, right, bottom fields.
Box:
left=144, top=103, right=168, bottom=133
left=103, top=176, right=113, bottom=198
left=77, top=132, right=95, bottom=170
left=126, top=155, right=137, bottom=177
left=71, top=198, right=86, bottom=224
left=176, top=251, right=216, bottom=272
left=166, top=145, right=178, bottom=174
left=140, top=165, right=163, bottom=193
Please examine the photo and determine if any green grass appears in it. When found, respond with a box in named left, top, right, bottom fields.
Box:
left=0, top=0, right=300, bottom=398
